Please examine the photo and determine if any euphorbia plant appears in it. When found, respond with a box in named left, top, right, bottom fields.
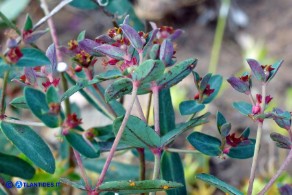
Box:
left=0, top=0, right=291, bottom=195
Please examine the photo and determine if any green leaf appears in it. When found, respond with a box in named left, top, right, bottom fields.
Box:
left=113, top=115, right=160, bottom=148
left=179, top=100, right=205, bottom=115
left=0, top=122, right=55, bottom=173
left=89, top=125, right=114, bottom=141
left=161, top=113, right=209, bottom=147
left=202, top=75, right=223, bottom=104
left=0, top=152, right=35, bottom=179
left=98, top=180, right=183, bottom=193
left=95, top=69, right=123, bottom=81
left=69, top=0, right=98, bottom=9
left=159, top=89, right=176, bottom=135
left=77, top=30, right=86, bottom=41
left=60, top=178, right=86, bottom=190
left=199, top=73, right=212, bottom=92
left=84, top=159, right=139, bottom=181
left=216, top=111, right=226, bottom=133
left=220, top=123, right=231, bottom=137
left=24, top=87, right=59, bottom=128
left=60, top=78, right=101, bottom=101
left=132, top=59, right=165, bottom=83
left=105, top=78, right=133, bottom=102
left=103, top=0, right=144, bottom=31
left=196, top=173, right=243, bottom=195
left=157, top=58, right=197, bottom=90
left=232, top=101, right=253, bottom=116
left=65, top=131, right=100, bottom=158
left=161, top=152, right=187, bottom=195
left=10, top=96, right=28, bottom=109
left=16, top=48, right=51, bottom=67
left=267, top=60, right=283, bottom=82
left=46, top=86, right=59, bottom=103
left=0, top=0, right=29, bottom=22
left=227, top=139, right=256, bottom=159
left=187, top=132, right=222, bottom=156
left=93, top=141, right=132, bottom=153
left=23, top=14, right=33, bottom=31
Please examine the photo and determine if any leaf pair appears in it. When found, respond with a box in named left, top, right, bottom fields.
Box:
left=113, top=114, right=208, bottom=149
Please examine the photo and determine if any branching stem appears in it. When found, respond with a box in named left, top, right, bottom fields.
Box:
left=247, top=83, right=266, bottom=195
left=95, top=82, right=139, bottom=189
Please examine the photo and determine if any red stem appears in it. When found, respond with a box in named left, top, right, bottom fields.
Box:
left=95, top=81, right=139, bottom=190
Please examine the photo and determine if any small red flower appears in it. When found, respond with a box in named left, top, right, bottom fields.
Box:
left=84, top=128, right=97, bottom=141
left=239, top=75, right=249, bottom=82
left=62, top=113, right=82, bottom=135
left=252, top=103, right=261, bottom=115
left=204, top=84, right=215, bottom=96
left=6, top=47, right=23, bottom=64
left=226, top=133, right=247, bottom=147
left=74, top=50, right=93, bottom=68
left=22, top=29, right=33, bottom=41
left=49, top=103, right=61, bottom=115
left=42, top=78, right=60, bottom=92
left=256, top=94, right=273, bottom=104
left=68, top=40, right=79, bottom=50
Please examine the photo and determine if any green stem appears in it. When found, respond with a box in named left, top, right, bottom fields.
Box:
left=208, top=0, right=231, bottom=73
left=146, top=92, right=152, bottom=124
left=152, top=152, right=161, bottom=180
left=165, top=148, right=200, bottom=154
left=61, top=73, right=71, bottom=115
left=95, top=82, right=139, bottom=189
left=258, top=149, right=292, bottom=195
left=247, top=83, right=266, bottom=195
left=0, top=71, right=9, bottom=116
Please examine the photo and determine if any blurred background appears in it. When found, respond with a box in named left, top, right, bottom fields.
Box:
left=1, top=0, right=292, bottom=194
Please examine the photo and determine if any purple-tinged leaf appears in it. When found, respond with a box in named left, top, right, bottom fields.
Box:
left=24, top=67, right=37, bottom=85
left=168, top=29, right=184, bottom=41
left=78, top=39, right=101, bottom=56
left=279, top=184, right=292, bottom=195
left=143, top=29, right=159, bottom=57
left=24, top=29, right=49, bottom=44
left=94, top=44, right=128, bottom=61
left=45, top=44, right=57, bottom=76
left=270, top=132, right=292, bottom=149
left=272, top=108, right=291, bottom=130
left=246, top=59, right=265, bottom=82
left=95, top=34, right=115, bottom=44
left=232, top=101, right=252, bottom=116
left=159, top=39, right=174, bottom=66
left=123, top=15, right=130, bottom=25
left=267, top=60, right=284, bottom=82
left=120, top=24, right=143, bottom=51
left=227, top=76, right=250, bottom=94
